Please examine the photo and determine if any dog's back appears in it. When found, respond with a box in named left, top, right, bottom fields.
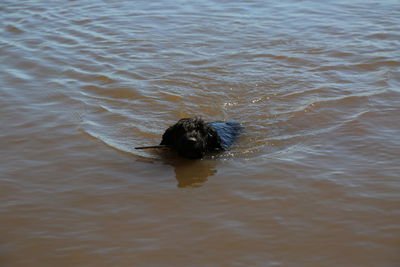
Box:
left=207, top=121, right=242, bottom=149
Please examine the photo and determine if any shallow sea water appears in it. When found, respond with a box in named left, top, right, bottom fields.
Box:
left=1, top=0, right=400, bottom=266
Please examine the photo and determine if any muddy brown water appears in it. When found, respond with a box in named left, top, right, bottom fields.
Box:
left=1, top=0, right=400, bottom=266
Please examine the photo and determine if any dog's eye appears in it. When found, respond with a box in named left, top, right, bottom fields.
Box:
left=197, top=127, right=205, bottom=134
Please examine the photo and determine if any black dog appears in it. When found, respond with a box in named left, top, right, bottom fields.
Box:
left=160, top=117, right=242, bottom=159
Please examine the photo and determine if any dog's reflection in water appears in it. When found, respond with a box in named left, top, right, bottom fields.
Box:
left=166, top=158, right=218, bottom=188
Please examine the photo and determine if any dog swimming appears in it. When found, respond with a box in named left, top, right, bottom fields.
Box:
left=135, top=117, right=242, bottom=159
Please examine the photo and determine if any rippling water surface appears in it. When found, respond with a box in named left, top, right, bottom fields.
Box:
left=1, top=0, right=400, bottom=266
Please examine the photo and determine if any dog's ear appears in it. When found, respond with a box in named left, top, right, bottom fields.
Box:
left=160, top=125, right=176, bottom=146
left=206, top=127, right=223, bottom=151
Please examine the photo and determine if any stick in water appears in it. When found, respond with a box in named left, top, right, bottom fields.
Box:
left=135, top=145, right=168, bottom=150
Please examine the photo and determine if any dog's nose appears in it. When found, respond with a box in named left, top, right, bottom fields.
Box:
left=187, top=137, right=197, bottom=142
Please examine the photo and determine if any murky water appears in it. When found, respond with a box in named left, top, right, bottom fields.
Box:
left=1, top=0, right=400, bottom=266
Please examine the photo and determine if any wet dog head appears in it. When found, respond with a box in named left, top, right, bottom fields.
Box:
left=160, top=118, right=222, bottom=159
